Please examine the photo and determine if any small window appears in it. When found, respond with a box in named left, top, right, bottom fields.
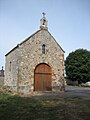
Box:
left=42, top=44, right=45, bottom=54
left=9, top=61, right=12, bottom=71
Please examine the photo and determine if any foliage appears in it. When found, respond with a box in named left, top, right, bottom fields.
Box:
left=0, top=93, right=90, bottom=120
left=65, top=49, right=90, bottom=84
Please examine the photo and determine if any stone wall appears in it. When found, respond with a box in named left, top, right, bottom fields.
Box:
left=0, top=67, right=4, bottom=86
left=5, top=29, right=65, bottom=94
left=0, top=77, right=4, bottom=86
left=5, top=48, right=19, bottom=92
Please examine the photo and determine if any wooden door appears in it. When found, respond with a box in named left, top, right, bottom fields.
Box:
left=34, top=64, right=52, bottom=91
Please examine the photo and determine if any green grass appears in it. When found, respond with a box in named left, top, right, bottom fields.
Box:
left=0, top=92, right=90, bottom=120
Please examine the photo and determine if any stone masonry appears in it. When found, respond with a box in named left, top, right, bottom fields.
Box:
left=5, top=14, right=65, bottom=94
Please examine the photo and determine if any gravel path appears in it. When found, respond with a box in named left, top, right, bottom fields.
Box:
left=23, top=86, right=90, bottom=99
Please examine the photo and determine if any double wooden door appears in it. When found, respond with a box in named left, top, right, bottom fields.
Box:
left=34, top=64, right=52, bottom=91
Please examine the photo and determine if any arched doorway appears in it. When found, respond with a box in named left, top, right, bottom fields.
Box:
left=34, top=63, right=52, bottom=91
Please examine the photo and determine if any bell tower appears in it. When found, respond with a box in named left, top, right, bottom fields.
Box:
left=40, top=12, right=48, bottom=30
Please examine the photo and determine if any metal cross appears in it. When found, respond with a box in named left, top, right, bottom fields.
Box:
left=42, top=12, right=46, bottom=17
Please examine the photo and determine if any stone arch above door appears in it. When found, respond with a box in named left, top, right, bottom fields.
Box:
left=34, top=63, right=52, bottom=91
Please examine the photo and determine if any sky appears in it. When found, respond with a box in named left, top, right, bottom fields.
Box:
left=0, top=0, right=90, bottom=69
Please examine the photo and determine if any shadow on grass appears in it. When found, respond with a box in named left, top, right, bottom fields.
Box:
left=0, top=92, right=90, bottom=120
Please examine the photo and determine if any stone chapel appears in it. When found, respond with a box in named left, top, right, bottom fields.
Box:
left=5, top=13, right=65, bottom=94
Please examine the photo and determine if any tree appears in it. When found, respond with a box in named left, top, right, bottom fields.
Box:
left=65, top=49, right=90, bottom=84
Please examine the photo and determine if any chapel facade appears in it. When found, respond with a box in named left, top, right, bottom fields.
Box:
left=5, top=14, right=65, bottom=94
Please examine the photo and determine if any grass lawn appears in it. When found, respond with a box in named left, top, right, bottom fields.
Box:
left=0, top=92, right=90, bottom=120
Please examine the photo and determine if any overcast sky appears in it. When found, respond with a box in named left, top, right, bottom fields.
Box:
left=0, top=0, right=90, bottom=69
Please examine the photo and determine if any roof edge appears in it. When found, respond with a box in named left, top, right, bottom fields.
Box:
left=47, top=31, right=65, bottom=53
left=5, top=29, right=41, bottom=56
left=5, top=45, right=19, bottom=56
left=19, top=29, right=41, bottom=45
